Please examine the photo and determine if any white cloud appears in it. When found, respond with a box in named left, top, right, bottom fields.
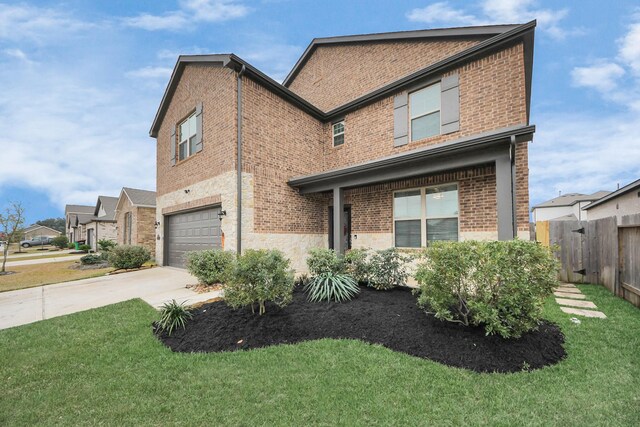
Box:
left=3, top=48, right=35, bottom=64
left=122, top=11, right=187, bottom=31
left=124, top=0, right=250, bottom=31
left=618, top=19, right=640, bottom=75
left=529, top=112, right=640, bottom=203
left=407, top=2, right=484, bottom=26
left=126, top=66, right=174, bottom=79
left=571, top=62, right=625, bottom=92
left=407, top=0, right=581, bottom=40
left=0, top=3, right=94, bottom=42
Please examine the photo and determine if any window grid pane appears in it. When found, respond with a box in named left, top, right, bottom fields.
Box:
left=333, top=134, right=344, bottom=146
left=426, top=218, right=458, bottom=243
left=411, top=111, right=440, bottom=141
left=394, top=190, right=421, bottom=219
left=395, top=220, right=421, bottom=248
left=409, top=83, right=440, bottom=118
left=426, top=184, right=458, bottom=218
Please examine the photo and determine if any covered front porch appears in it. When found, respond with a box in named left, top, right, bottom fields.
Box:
left=289, top=124, right=534, bottom=254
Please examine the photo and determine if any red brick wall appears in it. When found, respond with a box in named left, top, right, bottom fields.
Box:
left=287, top=38, right=485, bottom=111
left=156, top=65, right=237, bottom=197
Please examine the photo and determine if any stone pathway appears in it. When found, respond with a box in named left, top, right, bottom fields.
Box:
left=554, top=283, right=607, bottom=319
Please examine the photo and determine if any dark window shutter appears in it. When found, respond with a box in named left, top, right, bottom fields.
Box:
left=195, top=102, right=203, bottom=153
left=441, top=73, right=460, bottom=134
left=393, top=91, right=408, bottom=147
left=170, top=126, right=176, bottom=166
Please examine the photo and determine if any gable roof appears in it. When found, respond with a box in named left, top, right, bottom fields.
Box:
left=122, top=187, right=157, bottom=207
left=532, top=191, right=611, bottom=210
left=282, top=24, right=521, bottom=87
left=149, top=21, right=536, bottom=137
left=583, top=179, right=640, bottom=210
left=93, top=196, right=118, bottom=220
left=65, top=204, right=94, bottom=215
left=22, top=225, right=61, bottom=235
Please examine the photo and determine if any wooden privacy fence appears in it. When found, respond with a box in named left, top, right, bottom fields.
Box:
left=535, top=214, right=640, bottom=308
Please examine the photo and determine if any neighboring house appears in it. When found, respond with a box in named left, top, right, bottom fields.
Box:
left=22, top=225, right=61, bottom=240
left=80, top=196, right=118, bottom=251
left=583, top=179, right=640, bottom=221
left=531, top=191, right=611, bottom=222
left=115, top=187, right=157, bottom=256
left=150, top=22, right=537, bottom=270
left=65, top=204, right=95, bottom=243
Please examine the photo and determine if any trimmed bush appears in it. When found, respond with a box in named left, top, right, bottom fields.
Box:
left=344, top=248, right=371, bottom=284
left=368, top=248, right=411, bottom=290
left=186, top=249, right=236, bottom=285
left=98, top=239, right=116, bottom=253
left=304, top=273, right=359, bottom=302
left=157, top=300, right=193, bottom=335
left=80, top=254, right=103, bottom=265
left=67, top=243, right=75, bottom=249
left=224, top=249, right=294, bottom=315
left=78, top=244, right=91, bottom=253
left=415, top=240, right=559, bottom=338
left=51, top=235, right=69, bottom=249
left=108, top=245, right=151, bottom=270
left=306, top=248, right=345, bottom=275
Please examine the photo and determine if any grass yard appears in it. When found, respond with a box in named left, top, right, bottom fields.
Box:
left=0, top=261, right=113, bottom=292
left=1, top=285, right=638, bottom=426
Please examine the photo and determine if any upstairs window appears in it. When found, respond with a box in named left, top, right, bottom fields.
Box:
left=409, top=82, right=441, bottom=141
left=179, top=113, right=197, bottom=161
left=332, top=121, right=345, bottom=147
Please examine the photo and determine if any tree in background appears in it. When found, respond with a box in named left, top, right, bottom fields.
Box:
left=0, top=202, right=25, bottom=273
left=35, top=217, right=65, bottom=233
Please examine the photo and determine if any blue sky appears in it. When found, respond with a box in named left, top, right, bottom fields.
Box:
left=1, top=0, right=639, bottom=225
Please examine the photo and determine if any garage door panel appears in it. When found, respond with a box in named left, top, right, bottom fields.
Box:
left=167, top=207, right=222, bottom=268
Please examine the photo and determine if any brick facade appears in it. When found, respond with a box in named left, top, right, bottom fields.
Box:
left=287, top=38, right=484, bottom=111
left=115, top=196, right=157, bottom=257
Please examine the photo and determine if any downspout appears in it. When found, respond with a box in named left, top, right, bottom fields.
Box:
left=237, top=65, right=246, bottom=254
left=510, top=135, right=517, bottom=238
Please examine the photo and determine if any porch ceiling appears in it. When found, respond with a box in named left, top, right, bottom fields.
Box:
left=289, top=124, right=535, bottom=194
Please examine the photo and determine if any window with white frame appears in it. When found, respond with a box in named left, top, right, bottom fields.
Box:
left=409, top=82, right=441, bottom=142
left=332, top=121, right=345, bottom=147
left=178, top=113, right=197, bottom=161
left=393, top=183, right=458, bottom=247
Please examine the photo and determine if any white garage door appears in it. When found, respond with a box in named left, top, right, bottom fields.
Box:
left=166, top=207, right=222, bottom=268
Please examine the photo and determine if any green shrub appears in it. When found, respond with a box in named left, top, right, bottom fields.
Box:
left=98, top=239, right=116, bottom=252
left=157, top=300, right=193, bottom=335
left=304, top=272, right=359, bottom=302
left=51, top=235, right=69, bottom=249
left=306, top=248, right=345, bottom=275
left=67, top=243, right=75, bottom=249
left=107, top=245, right=151, bottom=270
left=368, top=248, right=411, bottom=290
left=186, top=249, right=236, bottom=285
left=78, top=244, right=91, bottom=253
left=224, top=249, right=294, bottom=315
left=344, top=249, right=371, bottom=284
left=415, top=240, right=559, bottom=338
left=80, top=254, right=103, bottom=265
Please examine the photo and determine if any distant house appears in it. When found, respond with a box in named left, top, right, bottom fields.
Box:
left=22, top=225, right=61, bottom=240
left=583, top=179, right=640, bottom=221
left=65, top=204, right=95, bottom=243
left=531, top=191, right=610, bottom=222
left=115, top=187, right=157, bottom=256
left=80, top=196, right=118, bottom=251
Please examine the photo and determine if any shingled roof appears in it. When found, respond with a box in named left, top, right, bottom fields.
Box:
left=122, top=188, right=156, bottom=207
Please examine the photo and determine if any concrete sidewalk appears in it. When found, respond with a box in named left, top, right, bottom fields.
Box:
left=5, top=254, right=84, bottom=267
left=5, top=249, right=75, bottom=260
left=0, top=267, right=221, bottom=330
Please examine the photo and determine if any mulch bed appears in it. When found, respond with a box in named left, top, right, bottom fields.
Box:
left=156, top=286, right=566, bottom=373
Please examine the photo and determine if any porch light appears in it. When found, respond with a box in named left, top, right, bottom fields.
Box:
left=217, top=210, right=227, bottom=221
left=154, top=221, right=161, bottom=229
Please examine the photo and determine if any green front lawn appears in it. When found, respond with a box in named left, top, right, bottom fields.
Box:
left=1, top=285, right=638, bottom=425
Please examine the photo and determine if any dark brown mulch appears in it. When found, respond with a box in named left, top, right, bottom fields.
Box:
left=156, top=286, right=566, bottom=373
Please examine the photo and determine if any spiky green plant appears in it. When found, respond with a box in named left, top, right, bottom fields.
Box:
left=157, top=300, right=193, bottom=335
left=304, top=272, right=359, bottom=303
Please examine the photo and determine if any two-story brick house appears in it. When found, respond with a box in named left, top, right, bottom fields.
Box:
left=151, top=22, right=536, bottom=270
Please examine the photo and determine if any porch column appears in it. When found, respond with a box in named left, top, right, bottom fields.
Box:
left=495, top=151, right=515, bottom=240
left=333, top=186, right=345, bottom=254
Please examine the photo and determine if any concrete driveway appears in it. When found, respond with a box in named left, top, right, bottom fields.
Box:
left=0, top=267, right=221, bottom=330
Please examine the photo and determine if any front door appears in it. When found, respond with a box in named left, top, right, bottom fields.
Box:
left=328, top=206, right=351, bottom=250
